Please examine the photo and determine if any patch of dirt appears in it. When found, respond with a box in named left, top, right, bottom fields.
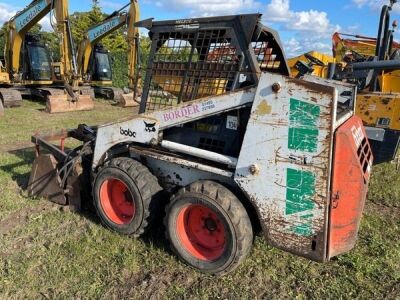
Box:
left=104, top=265, right=199, bottom=299
left=365, top=200, right=400, bottom=218
left=0, top=218, right=81, bottom=258
left=0, top=201, right=56, bottom=236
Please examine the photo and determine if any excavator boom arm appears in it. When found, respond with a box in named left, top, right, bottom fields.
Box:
left=127, top=0, right=140, bottom=89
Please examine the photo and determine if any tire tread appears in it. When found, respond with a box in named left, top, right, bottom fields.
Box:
left=95, top=157, right=162, bottom=237
left=165, top=180, right=253, bottom=275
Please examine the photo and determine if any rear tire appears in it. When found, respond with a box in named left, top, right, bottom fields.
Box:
left=93, top=157, right=161, bottom=237
left=165, top=180, right=253, bottom=275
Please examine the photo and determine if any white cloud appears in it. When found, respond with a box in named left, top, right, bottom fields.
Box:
left=352, top=0, right=371, bottom=8
left=0, top=3, right=17, bottom=24
left=153, top=0, right=262, bottom=17
left=265, top=0, right=340, bottom=35
left=284, top=37, right=331, bottom=57
left=39, top=16, right=53, bottom=32
left=265, top=0, right=290, bottom=22
left=352, top=0, right=400, bottom=13
left=263, top=0, right=339, bottom=57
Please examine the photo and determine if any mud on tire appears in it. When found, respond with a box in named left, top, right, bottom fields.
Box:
left=165, top=180, right=253, bottom=275
left=93, top=157, right=162, bottom=237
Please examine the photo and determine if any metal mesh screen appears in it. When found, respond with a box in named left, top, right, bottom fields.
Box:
left=357, top=137, right=373, bottom=182
left=253, top=32, right=282, bottom=72
left=139, top=14, right=290, bottom=113
left=142, top=29, right=248, bottom=112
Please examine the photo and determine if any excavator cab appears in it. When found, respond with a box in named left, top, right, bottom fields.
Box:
left=85, top=43, right=119, bottom=99
left=21, top=34, right=53, bottom=82
left=88, top=44, right=113, bottom=82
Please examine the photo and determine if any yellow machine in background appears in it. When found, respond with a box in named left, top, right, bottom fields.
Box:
left=288, top=51, right=336, bottom=78
left=1, top=0, right=93, bottom=113
left=332, top=32, right=400, bottom=62
left=77, top=0, right=140, bottom=105
left=289, top=1, right=400, bottom=163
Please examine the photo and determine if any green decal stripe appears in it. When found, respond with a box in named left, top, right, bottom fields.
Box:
left=286, top=168, right=316, bottom=237
left=288, top=128, right=319, bottom=153
left=290, top=219, right=313, bottom=236
left=288, top=98, right=320, bottom=153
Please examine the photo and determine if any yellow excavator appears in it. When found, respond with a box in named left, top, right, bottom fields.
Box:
left=77, top=0, right=140, bottom=106
left=289, top=0, right=400, bottom=164
left=1, top=0, right=94, bottom=114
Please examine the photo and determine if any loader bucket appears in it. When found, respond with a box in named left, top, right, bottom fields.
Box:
left=118, top=92, right=140, bottom=107
left=27, top=154, right=67, bottom=205
left=46, top=94, right=94, bottom=113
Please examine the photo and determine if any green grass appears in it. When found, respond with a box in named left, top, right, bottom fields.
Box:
left=0, top=99, right=137, bottom=148
left=0, top=100, right=399, bottom=298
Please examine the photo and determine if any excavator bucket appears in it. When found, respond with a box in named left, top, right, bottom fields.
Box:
left=118, top=92, right=140, bottom=107
left=46, top=94, right=94, bottom=114
left=27, top=154, right=67, bottom=205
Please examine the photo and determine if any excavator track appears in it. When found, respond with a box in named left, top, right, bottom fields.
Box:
left=93, top=86, right=124, bottom=101
left=109, top=87, right=124, bottom=101
left=0, top=88, right=23, bottom=108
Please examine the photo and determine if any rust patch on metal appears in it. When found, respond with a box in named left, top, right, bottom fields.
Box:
left=288, top=77, right=335, bottom=95
left=255, top=100, right=272, bottom=116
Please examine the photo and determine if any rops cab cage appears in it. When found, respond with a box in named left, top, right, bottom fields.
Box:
left=137, top=14, right=289, bottom=112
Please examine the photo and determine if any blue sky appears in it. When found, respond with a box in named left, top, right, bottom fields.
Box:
left=1, top=0, right=399, bottom=57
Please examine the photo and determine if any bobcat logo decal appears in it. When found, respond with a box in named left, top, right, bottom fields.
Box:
left=144, top=121, right=156, bottom=132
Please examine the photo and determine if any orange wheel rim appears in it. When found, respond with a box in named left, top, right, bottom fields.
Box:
left=176, top=204, right=226, bottom=261
left=99, top=178, right=135, bottom=225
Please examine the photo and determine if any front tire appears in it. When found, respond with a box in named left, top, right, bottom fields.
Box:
left=93, top=157, right=161, bottom=237
left=165, top=180, right=253, bottom=275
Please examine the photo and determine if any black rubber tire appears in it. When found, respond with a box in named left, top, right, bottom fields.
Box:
left=165, top=180, right=253, bottom=275
left=93, top=157, right=162, bottom=237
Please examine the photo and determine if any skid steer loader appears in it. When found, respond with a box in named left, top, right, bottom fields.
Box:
left=28, top=14, right=373, bottom=275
